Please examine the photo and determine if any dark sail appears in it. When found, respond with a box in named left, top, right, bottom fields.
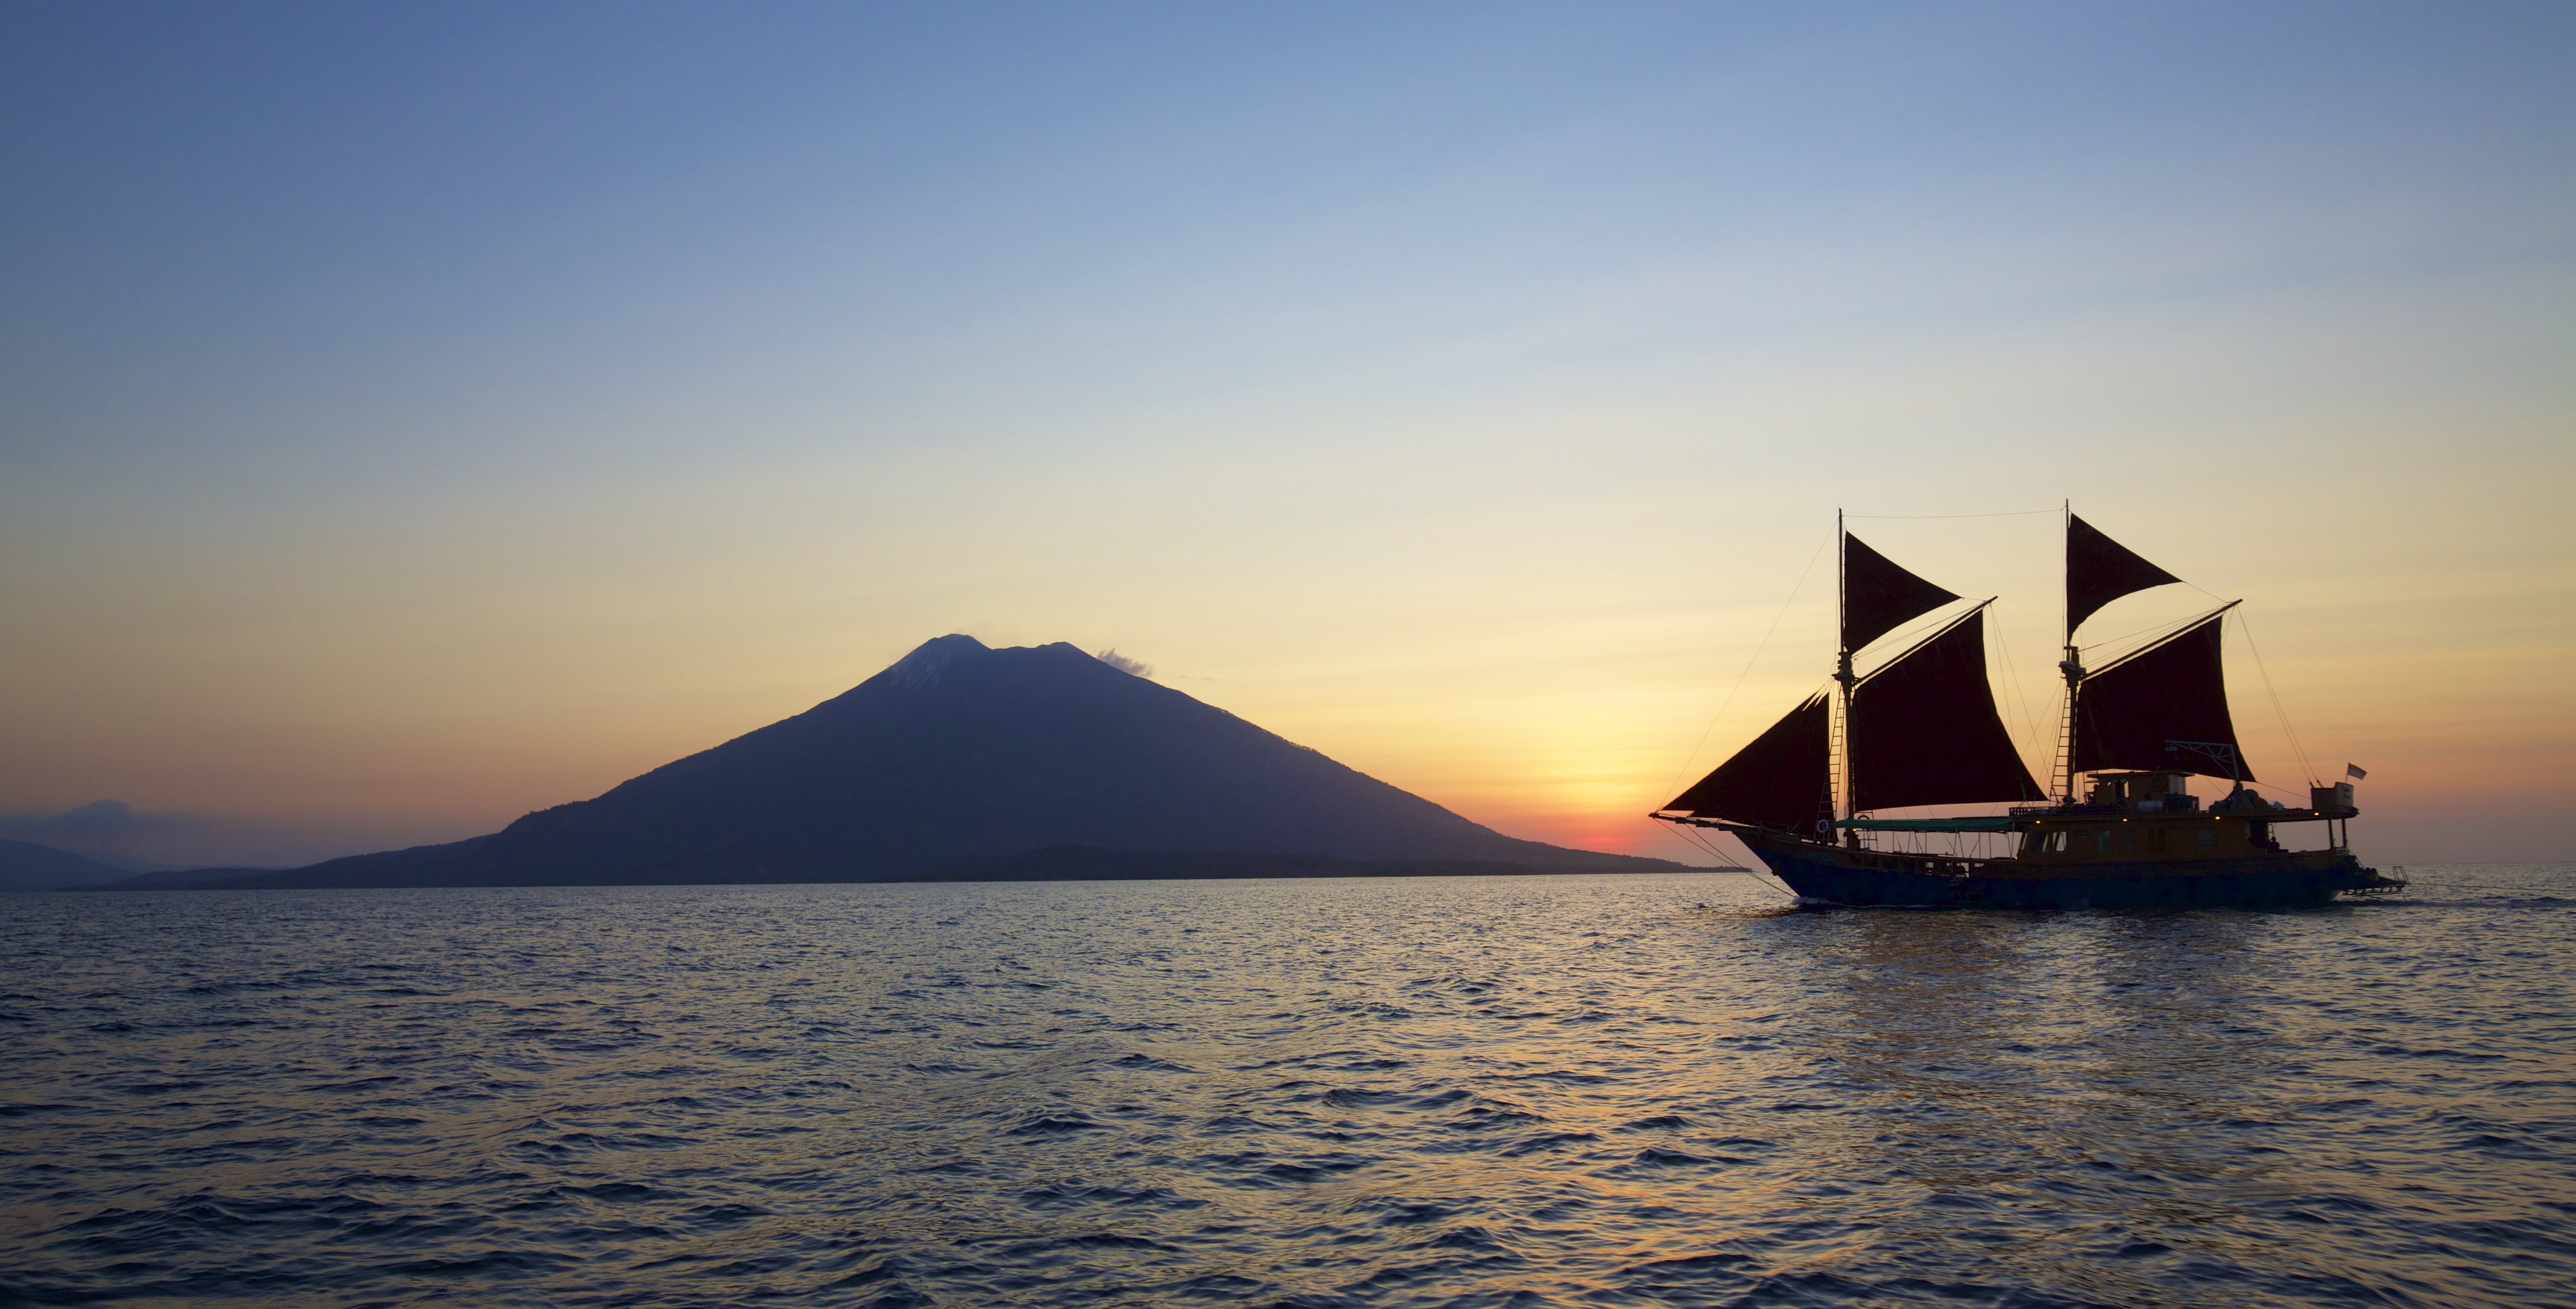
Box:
left=1849, top=608, right=2043, bottom=812
left=2071, top=613, right=2254, bottom=780
left=1663, top=693, right=1829, bottom=831
left=1843, top=532, right=1960, bottom=653
left=2067, top=514, right=2182, bottom=636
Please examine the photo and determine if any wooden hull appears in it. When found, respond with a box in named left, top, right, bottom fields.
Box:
left=1738, top=829, right=2385, bottom=910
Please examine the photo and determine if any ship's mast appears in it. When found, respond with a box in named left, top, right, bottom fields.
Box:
left=2054, top=498, right=2081, bottom=803
left=1833, top=508, right=1854, bottom=829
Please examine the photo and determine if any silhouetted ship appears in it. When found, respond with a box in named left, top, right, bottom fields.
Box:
left=1654, top=510, right=2403, bottom=909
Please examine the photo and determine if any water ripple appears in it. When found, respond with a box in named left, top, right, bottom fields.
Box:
left=1, top=865, right=2571, bottom=1306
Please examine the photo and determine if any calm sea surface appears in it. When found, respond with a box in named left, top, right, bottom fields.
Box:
left=3, top=867, right=2571, bottom=1309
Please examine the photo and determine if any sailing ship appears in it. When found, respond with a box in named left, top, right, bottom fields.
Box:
left=1653, top=510, right=2404, bottom=909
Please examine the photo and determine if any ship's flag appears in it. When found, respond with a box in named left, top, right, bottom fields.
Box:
left=2346, top=763, right=2368, bottom=781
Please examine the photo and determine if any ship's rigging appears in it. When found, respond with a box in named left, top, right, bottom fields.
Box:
left=1647, top=507, right=2395, bottom=908
left=1658, top=508, right=2254, bottom=838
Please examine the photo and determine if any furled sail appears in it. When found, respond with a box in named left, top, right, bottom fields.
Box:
left=2071, top=612, right=2254, bottom=779
left=1662, top=693, right=1830, bottom=831
left=1849, top=608, right=2044, bottom=812
left=2067, top=514, right=2182, bottom=636
left=1843, top=532, right=1959, bottom=654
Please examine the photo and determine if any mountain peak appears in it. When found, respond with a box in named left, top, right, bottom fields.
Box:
left=879, top=633, right=991, bottom=690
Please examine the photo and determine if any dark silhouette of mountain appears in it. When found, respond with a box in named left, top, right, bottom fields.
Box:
left=179, top=636, right=1685, bottom=889
left=0, top=839, right=138, bottom=891
left=0, top=800, right=201, bottom=871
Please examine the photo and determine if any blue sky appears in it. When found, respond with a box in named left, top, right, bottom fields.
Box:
left=4, top=3, right=2570, bottom=865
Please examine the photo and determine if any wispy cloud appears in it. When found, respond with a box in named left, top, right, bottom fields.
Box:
left=1093, top=648, right=1154, bottom=679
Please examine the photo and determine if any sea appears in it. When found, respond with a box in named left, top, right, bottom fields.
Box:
left=2, top=866, right=2571, bottom=1309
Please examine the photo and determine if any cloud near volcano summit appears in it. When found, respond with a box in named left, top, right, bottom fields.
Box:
left=1092, top=649, right=1153, bottom=679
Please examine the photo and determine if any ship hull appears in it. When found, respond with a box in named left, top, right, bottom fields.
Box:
left=1738, top=832, right=2380, bottom=911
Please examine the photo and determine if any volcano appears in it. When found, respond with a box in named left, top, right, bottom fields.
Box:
left=200, top=636, right=1679, bottom=887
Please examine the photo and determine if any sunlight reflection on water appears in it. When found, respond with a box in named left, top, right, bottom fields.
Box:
left=2, top=867, right=2570, bottom=1307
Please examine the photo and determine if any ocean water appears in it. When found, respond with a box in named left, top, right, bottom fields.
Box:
left=2, top=866, right=2571, bottom=1309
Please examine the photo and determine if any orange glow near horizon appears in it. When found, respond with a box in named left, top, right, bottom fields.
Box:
left=4, top=8, right=2571, bottom=869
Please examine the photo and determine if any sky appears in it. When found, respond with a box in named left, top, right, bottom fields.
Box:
left=3, top=1, right=2570, bottom=869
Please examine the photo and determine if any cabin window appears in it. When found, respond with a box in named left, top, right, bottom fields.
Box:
left=2197, top=827, right=2216, bottom=853
left=2021, top=831, right=2045, bottom=855
left=2053, top=831, right=2070, bottom=852
left=2094, top=831, right=2111, bottom=854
